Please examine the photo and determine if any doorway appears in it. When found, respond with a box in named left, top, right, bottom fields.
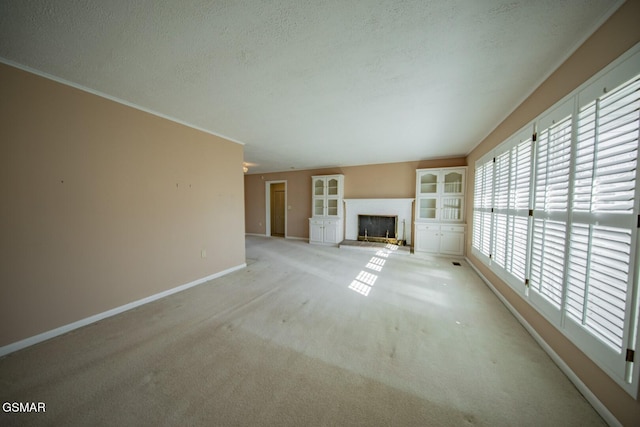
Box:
left=265, top=181, right=287, bottom=238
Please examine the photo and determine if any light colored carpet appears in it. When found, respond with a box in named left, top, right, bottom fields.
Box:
left=0, top=236, right=605, bottom=426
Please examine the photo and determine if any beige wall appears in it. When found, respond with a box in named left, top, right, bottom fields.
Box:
left=0, top=63, right=246, bottom=347
left=465, top=1, right=640, bottom=425
left=244, top=157, right=466, bottom=238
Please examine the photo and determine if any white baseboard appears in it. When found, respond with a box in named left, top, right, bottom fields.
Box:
left=465, top=258, right=620, bottom=427
left=245, top=233, right=306, bottom=241
left=0, top=263, right=247, bottom=357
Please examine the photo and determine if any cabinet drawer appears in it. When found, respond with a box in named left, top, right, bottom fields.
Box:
left=441, top=225, right=465, bottom=233
left=415, top=223, right=439, bottom=231
left=309, top=219, right=324, bottom=225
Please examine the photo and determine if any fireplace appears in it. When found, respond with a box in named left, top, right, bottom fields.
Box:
left=344, top=199, right=414, bottom=245
left=358, top=215, right=397, bottom=243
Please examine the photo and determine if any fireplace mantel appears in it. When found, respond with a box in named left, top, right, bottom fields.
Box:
left=343, top=198, right=414, bottom=244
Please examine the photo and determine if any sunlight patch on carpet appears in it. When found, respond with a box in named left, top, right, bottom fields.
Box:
left=366, top=257, right=386, bottom=272
left=348, top=247, right=397, bottom=296
left=348, top=280, right=372, bottom=296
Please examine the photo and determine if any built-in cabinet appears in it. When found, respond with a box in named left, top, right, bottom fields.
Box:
left=309, top=218, right=341, bottom=244
left=414, top=167, right=466, bottom=256
left=414, top=224, right=466, bottom=255
left=309, top=175, right=344, bottom=245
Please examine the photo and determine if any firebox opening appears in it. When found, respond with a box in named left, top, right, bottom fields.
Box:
left=358, top=215, right=398, bottom=243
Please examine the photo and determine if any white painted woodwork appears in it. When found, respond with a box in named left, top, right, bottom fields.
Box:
left=309, top=175, right=344, bottom=245
left=414, top=167, right=467, bottom=256
left=343, top=198, right=414, bottom=245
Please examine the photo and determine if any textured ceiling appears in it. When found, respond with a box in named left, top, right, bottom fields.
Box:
left=0, top=0, right=622, bottom=173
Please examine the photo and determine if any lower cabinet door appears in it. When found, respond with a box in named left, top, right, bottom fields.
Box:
left=415, top=226, right=440, bottom=253
left=415, top=223, right=465, bottom=256
left=309, top=218, right=343, bottom=245
left=440, top=231, right=464, bottom=256
left=323, top=220, right=338, bottom=244
left=309, top=221, right=324, bottom=243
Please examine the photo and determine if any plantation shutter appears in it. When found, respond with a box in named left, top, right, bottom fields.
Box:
left=472, top=164, right=484, bottom=253
left=487, top=130, right=534, bottom=290
left=506, top=138, right=532, bottom=282
left=469, top=45, right=640, bottom=394
left=566, top=74, right=640, bottom=361
left=472, top=159, right=494, bottom=259
left=529, top=103, right=573, bottom=317
left=493, top=151, right=510, bottom=268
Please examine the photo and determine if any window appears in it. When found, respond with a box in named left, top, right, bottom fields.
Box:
left=471, top=45, right=640, bottom=396
left=506, top=139, right=531, bottom=282
left=529, top=103, right=573, bottom=321
left=472, top=159, right=493, bottom=260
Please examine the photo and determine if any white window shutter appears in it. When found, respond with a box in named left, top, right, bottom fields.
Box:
left=530, top=219, right=566, bottom=309
left=530, top=114, right=572, bottom=310
left=506, top=139, right=532, bottom=282
left=470, top=44, right=640, bottom=395
left=567, top=74, right=639, bottom=354
left=472, top=159, right=494, bottom=259
left=493, top=152, right=510, bottom=268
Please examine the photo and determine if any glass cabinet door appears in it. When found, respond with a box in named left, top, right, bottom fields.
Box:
left=311, top=175, right=343, bottom=219
left=327, top=178, right=339, bottom=196
left=419, top=172, right=438, bottom=195
left=314, top=178, right=326, bottom=197
left=327, top=199, right=338, bottom=216
left=441, top=197, right=463, bottom=221
left=415, top=168, right=465, bottom=225
left=418, top=197, right=438, bottom=220
left=443, top=171, right=463, bottom=194
left=313, top=198, right=324, bottom=216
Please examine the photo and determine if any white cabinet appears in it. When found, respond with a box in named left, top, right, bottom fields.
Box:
left=309, top=219, right=325, bottom=243
left=414, top=167, right=466, bottom=256
left=312, top=175, right=343, bottom=217
left=416, top=168, right=465, bottom=222
left=323, top=219, right=340, bottom=243
left=310, top=175, right=344, bottom=245
left=439, top=225, right=466, bottom=255
left=415, top=223, right=466, bottom=256
left=309, top=218, right=342, bottom=245
left=414, top=224, right=441, bottom=253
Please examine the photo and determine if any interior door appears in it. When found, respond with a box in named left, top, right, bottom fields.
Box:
left=271, top=183, right=285, bottom=237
